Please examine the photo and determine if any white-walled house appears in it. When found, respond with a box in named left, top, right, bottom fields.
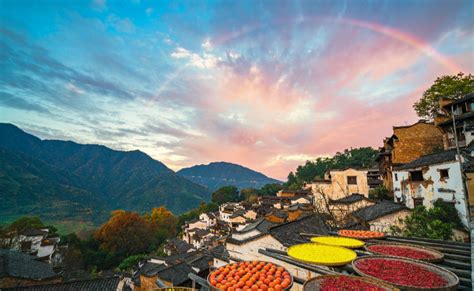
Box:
left=199, top=212, right=217, bottom=228
left=392, top=147, right=472, bottom=228
left=219, top=203, right=245, bottom=223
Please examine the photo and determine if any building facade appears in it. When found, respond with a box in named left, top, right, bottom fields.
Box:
left=392, top=147, right=472, bottom=228
left=377, top=120, right=444, bottom=193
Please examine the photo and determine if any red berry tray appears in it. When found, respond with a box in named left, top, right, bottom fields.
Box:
left=352, top=256, right=459, bottom=291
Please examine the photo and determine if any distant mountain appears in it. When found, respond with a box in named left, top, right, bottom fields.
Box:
left=177, top=162, right=281, bottom=191
left=0, top=123, right=210, bottom=224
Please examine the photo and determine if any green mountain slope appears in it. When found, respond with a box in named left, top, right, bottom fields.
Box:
left=0, top=123, right=211, bottom=223
left=177, top=161, right=281, bottom=191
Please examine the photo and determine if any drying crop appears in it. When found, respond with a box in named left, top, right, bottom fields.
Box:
left=319, top=275, right=388, bottom=290
left=208, top=261, right=292, bottom=291
left=367, top=244, right=437, bottom=260
left=355, top=258, right=448, bottom=288
left=311, top=236, right=365, bottom=248
left=287, top=243, right=357, bottom=266
left=338, top=229, right=385, bottom=240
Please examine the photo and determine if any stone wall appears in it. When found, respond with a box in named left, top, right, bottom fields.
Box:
left=392, top=122, right=444, bottom=164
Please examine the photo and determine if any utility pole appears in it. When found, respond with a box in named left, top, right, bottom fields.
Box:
left=451, top=104, right=471, bottom=227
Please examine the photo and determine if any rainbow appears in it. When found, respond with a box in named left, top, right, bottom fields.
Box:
left=148, top=17, right=463, bottom=104
left=333, top=17, right=463, bottom=73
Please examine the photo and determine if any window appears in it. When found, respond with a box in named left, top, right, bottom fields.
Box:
left=347, top=176, right=357, bottom=185
left=394, top=173, right=398, bottom=181
left=409, top=170, right=424, bottom=182
left=413, top=198, right=424, bottom=208
left=439, top=169, right=449, bottom=179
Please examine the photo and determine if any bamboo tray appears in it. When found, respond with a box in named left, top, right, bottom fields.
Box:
left=352, top=256, right=459, bottom=291
left=338, top=229, right=386, bottom=240
left=303, top=274, right=399, bottom=291
left=207, top=261, right=293, bottom=291
left=311, top=236, right=365, bottom=248
left=287, top=243, right=357, bottom=266
left=365, top=242, right=444, bottom=263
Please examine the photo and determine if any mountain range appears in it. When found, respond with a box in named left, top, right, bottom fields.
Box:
left=0, top=123, right=210, bottom=224
left=0, top=123, right=280, bottom=225
left=178, top=162, right=281, bottom=191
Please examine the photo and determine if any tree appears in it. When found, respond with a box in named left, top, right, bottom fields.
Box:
left=257, top=183, right=283, bottom=196
left=146, top=206, right=178, bottom=237
left=94, top=210, right=155, bottom=256
left=118, top=254, right=147, bottom=271
left=211, top=186, right=240, bottom=204
left=368, top=186, right=390, bottom=200
left=8, top=216, right=44, bottom=232
left=391, top=203, right=455, bottom=240
left=413, top=73, right=474, bottom=119
left=284, top=147, right=378, bottom=189
left=240, top=188, right=258, bottom=200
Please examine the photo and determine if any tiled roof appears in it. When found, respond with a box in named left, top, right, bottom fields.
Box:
left=351, top=200, right=408, bottom=222
left=229, top=209, right=246, bottom=218
left=441, top=92, right=474, bottom=108
left=188, top=255, right=211, bottom=272
left=394, top=146, right=473, bottom=170
left=139, top=261, right=165, bottom=277
left=20, top=229, right=47, bottom=237
left=5, top=277, right=122, bottom=291
left=329, top=194, right=368, bottom=204
left=269, top=214, right=330, bottom=247
left=270, top=210, right=288, bottom=219
left=209, top=245, right=229, bottom=262
left=164, top=238, right=194, bottom=254
left=0, top=249, right=58, bottom=280
left=156, top=261, right=196, bottom=285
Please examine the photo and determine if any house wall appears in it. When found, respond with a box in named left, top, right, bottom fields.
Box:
left=244, top=210, right=257, bottom=220
left=308, top=169, right=369, bottom=202
left=231, top=229, right=262, bottom=240
left=0, top=277, right=61, bottom=289
left=367, top=210, right=411, bottom=233
left=265, top=215, right=285, bottom=224
left=229, top=216, right=246, bottom=225
left=467, top=172, right=474, bottom=217
left=391, top=123, right=444, bottom=164
left=291, top=197, right=311, bottom=205
left=188, top=220, right=207, bottom=230
left=226, top=236, right=325, bottom=291
left=134, top=275, right=158, bottom=291
left=392, top=160, right=468, bottom=227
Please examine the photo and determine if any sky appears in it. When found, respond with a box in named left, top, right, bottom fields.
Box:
left=0, top=0, right=473, bottom=180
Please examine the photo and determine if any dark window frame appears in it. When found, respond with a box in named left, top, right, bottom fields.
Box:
left=409, top=170, right=424, bottom=182
left=439, top=169, right=449, bottom=179
left=413, top=197, right=424, bottom=207
left=347, top=176, right=357, bottom=185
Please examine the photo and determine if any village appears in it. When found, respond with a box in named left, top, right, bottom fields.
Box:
left=1, top=94, right=472, bottom=290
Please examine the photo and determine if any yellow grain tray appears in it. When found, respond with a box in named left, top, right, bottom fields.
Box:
left=287, top=243, right=357, bottom=266
left=311, top=236, right=365, bottom=248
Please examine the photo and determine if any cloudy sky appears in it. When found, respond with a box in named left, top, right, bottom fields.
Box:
left=0, top=0, right=473, bottom=180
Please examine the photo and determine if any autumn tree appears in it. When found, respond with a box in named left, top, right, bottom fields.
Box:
left=94, top=210, right=155, bottom=255
left=145, top=206, right=178, bottom=245
left=413, top=72, right=474, bottom=119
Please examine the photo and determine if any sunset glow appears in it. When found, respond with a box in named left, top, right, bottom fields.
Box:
left=1, top=0, right=473, bottom=179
